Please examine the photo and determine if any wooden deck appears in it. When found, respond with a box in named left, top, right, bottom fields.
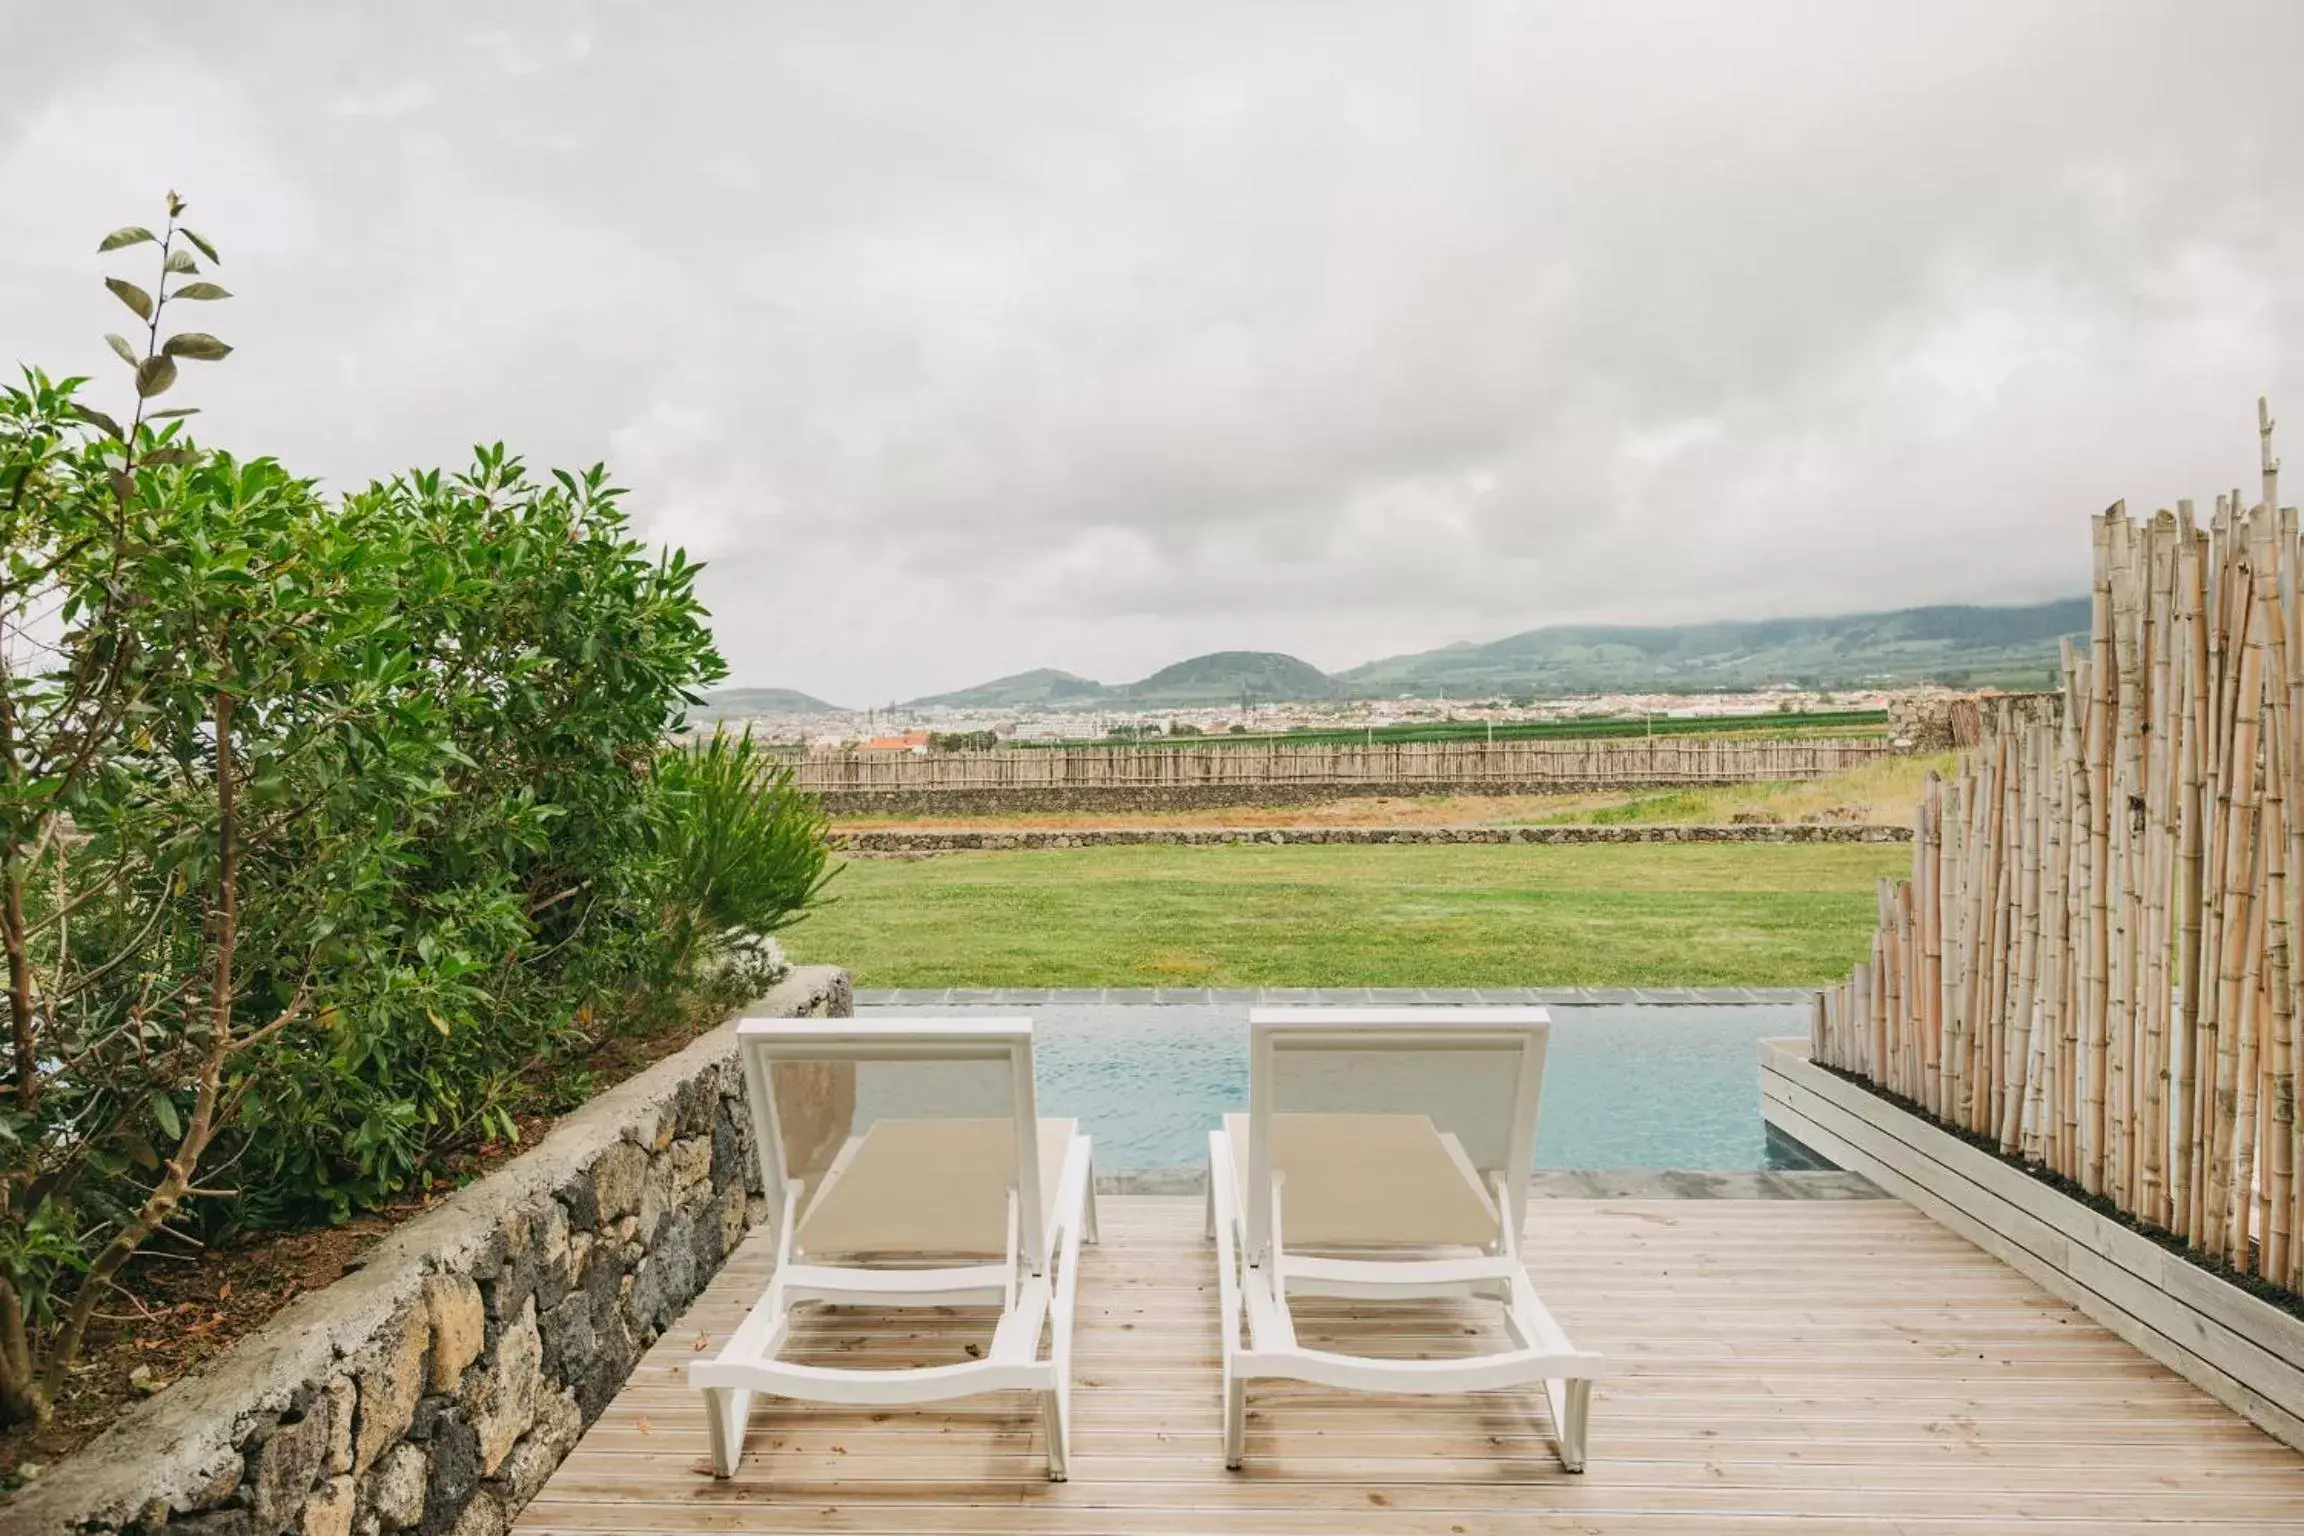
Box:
left=518, top=1196, right=2304, bottom=1533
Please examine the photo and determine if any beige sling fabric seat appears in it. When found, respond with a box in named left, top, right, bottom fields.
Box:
left=799, top=1117, right=1079, bottom=1258
left=1220, top=1112, right=1498, bottom=1249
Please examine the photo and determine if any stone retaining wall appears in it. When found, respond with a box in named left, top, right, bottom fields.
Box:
left=817, top=777, right=1855, bottom=819
left=1886, top=689, right=2062, bottom=752
left=6, top=966, right=852, bottom=1536
left=837, top=823, right=1914, bottom=854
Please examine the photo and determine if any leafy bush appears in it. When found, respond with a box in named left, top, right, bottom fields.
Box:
left=645, top=728, right=835, bottom=993
left=0, top=197, right=831, bottom=1424
left=211, top=451, right=733, bottom=1227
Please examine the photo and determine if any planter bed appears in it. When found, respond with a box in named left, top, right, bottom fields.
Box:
left=1760, top=1034, right=2304, bottom=1453
left=3, top=966, right=850, bottom=1536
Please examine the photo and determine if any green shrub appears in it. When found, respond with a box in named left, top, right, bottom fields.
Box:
left=646, top=727, right=837, bottom=993
left=0, top=197, right=829, bottom=1424
left=217, top=446, right=734, bottom=1226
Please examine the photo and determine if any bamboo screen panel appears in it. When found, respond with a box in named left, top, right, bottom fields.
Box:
left=1812, top=403, right=2304, bottom=1291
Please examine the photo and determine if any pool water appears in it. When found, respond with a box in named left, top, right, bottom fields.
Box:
left=856, top=1003, right=1827, bottom=1172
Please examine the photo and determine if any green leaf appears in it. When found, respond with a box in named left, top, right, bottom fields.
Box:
left=105, top=333, right=139, bottom=367
left=163, top=333, right=232, bottom=362
left=180, top=226, right=220, bottom=265
left=138, top=447, right=197, bottom=467
left=68, top=403, right=124, bottom=441
left=135, top=354, right=177, bottom=398
left=105, top=276, right=153, bottom=321
left=172, top=281, right=232, bottom=301
left=98, top=225, right=157, bottom=252
left=163, top=248, right=198, bottom=275
left=152, top=1093, right=181, bottom=1142
left=146, top=406, right=201, bottom=420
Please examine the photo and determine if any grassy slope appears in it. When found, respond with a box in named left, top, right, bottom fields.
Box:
left=1531, top=753, right=1955, bottom=826
left=782, top=842, right=1909, bottom=989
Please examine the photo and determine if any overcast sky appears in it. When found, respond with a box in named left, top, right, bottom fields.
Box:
left=5, top=3, right=2302, bottom=705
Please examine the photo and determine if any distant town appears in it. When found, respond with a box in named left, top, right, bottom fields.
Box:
left=686, top=596, right=2080, bottom=751
left=689, top=685, right=1906, bottom=752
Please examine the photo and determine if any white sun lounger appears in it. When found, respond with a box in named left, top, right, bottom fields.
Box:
left=690, top=1017, right=1097, bottom=1480
left=1207, top=1006, right=1605, bottom=1470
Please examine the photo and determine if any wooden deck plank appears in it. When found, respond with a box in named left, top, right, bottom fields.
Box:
left=516, top=1196, right=2304, bottom=1532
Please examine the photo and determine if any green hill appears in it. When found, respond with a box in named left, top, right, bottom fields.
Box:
left=908, top=655, right=1332, bottom=710
left=899, top=598, right=2087, bottom=710
left=907, top=668, right=1110, bottom=709
left=689, top=686, right=850, bottom=720
left=1336, top=600, right=2086, bottom=697
left=1119, top=651, right=1333, bottom=706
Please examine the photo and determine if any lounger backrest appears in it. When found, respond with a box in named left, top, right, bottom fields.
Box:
left=1245, top=1006, right=1550, bottom=1262
left=733, top=1016, right=1050, bottom=1272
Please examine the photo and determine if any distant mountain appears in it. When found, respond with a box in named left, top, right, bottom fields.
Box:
left=895, top=598, right=2087, bottom=711
left=690, top=686, right=850, bottom=720
left=907, top=652, right=1331, bottom=710
left=1122, top=651, right=1334, bottom=706
left=907, top=668, right=1110, bottom=710
left=1338, top=600, right=2088, bottom=697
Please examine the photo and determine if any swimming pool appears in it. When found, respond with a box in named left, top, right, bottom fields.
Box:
left=855, top=1002, right=1830, bottom=1172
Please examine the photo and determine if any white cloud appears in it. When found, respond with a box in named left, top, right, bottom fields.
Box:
left=3, top=0, right=2300, bottom=701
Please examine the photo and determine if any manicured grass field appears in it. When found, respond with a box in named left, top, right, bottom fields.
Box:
left=781, top=842, right=1909, bottom=989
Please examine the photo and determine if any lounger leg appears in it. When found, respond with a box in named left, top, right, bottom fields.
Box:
left=1204, top=1168, right=1216, bottom=1238
left=1085, top=1158, right=1102, bottom=1245
left=1222, top=1367, right=1247, bottom=1469
left=1553, top=1377, right=1592, bottom=1473
left=702, top=1386, right=752, bottom=1478
left=1042, top=1380, right=1072, bottom=1482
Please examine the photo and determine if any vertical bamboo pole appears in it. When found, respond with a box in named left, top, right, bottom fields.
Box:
left=2252, top=405, right=2300, bottom=1279
left=2139, top=516, right=2177, bottom=1224
left=2191, top=504, right=2237, bottom=1247
left=2084, top=508, right=2118, bottom=1193
left=2109, top=512, right=2144, bottom=1204
left=1916, top=769, right=1935, bottom=1119
left=2209, top=561, right=2265, bottom=1259
left=2003, top=725, right=2046, bottom=1151
left=2032, top=720, right=2069, bottom=1163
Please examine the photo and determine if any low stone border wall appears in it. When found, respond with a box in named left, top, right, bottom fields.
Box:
left=818, top=778, right=1879, bottom=818
left=7, top=966, right=852, bottom=1536
left=1759, top=1035, right=2304, bottom=1453
left=836, top=823, right=1912, bottom=853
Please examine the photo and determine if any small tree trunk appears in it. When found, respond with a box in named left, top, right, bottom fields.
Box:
left=41, top=690, right=242, bottom=1404
left=0, top=1277, right=39, bottom=1424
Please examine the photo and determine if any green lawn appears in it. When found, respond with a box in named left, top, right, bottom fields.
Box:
left=781, top=843, right=1906, bottom=989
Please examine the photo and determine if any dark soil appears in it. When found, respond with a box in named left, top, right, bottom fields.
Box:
left=0, top=992, right=754, bottom=1489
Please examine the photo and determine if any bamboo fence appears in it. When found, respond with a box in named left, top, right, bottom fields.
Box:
left=1812, top=401, right=2304, bottom=1290
left=786, top=736, right=1887, bottom=794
